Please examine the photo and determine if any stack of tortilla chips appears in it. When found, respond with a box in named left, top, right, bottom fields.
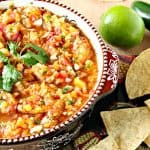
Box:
left=125, top=48, right=150, bottom=99
left=89, top=49, right=150, bottom=150
left=89, top=104, right=150, bottom=150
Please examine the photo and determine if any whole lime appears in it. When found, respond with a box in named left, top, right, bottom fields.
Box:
left=99, top=5, right=145, bottom=49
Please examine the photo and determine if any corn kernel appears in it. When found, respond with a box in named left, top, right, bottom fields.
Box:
left=0, top=101, right=8, bottom=109
left=43, top=122, right=51, bottom=128
left=16, top=117, right=25, bottom=127
left=69, top=26, right=76, bottom=32
left=27, top=119, right=34, bottom=129
left=0, top=42, right=4, bottom=48
left=23, top=104, right=32, bottom=112
left=34, top=106, right=42, bottom=113
left=71, top=91, right=77, bottom=98
left=74, top=77, right=86, bottom=89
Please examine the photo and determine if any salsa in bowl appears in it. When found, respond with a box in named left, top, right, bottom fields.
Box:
left=0, top=0, right=118, bottom=146
left=0, top=5, right=98, bottom=139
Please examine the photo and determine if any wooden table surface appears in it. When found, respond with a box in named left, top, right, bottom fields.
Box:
left=59, top=0, right=150, bottom=55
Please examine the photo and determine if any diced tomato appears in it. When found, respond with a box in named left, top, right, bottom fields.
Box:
left=57, top=71, right=67, bottom=79
left=9, top=104, right=17, bottom=113
left=68, top=43, right=73, bottom=49
left=76, top=90, right=82, bottom=96
left=0, top=24, right=4, bottom=32
left=49, top=27, right=61, bottom=36
left=53, top=95, right=60, bottom=99
left=36, top=113, right=44, bottom=120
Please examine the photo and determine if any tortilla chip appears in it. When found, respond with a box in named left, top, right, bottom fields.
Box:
left=100, top=107, right=150, bottom=150
left=144, top=99, right=150, bottom=147
left=89, top=136, right=119, bottom=150
left=145, top=99, right=150, bottom=110
left=125, top=48, right=150, bottom=99
left=144, top=136, right=150, bottom=148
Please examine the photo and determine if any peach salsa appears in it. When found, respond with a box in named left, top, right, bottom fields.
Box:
left=0, top=5, right=98, bottom=139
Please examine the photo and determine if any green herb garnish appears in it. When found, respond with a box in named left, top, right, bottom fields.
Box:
left=21, top=43, right=49, bottom=66
left=21, top=51, right=38, bottom=66
left=0, top=49, right=22, bottom=92
left=67, top=99, right=74, bottom=105
left=2, top=64, right=22, bottom=92
left=62, top=47, right=66, bottom=51
left=0, top=42, right=48, bottom=92
left=40, top=100, right=45, bottom=105
left=7, top=41, right=19, bottom=57
left=34, top=119, right=41, bottom=125
left=62, top=86, right=71, bottom=94
left=0, top=77, right=3, bottom=89
left=0, top=52, right=9, bottom=64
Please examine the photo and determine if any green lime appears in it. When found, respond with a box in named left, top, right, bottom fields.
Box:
left=99, top=5, right=145, bottom=49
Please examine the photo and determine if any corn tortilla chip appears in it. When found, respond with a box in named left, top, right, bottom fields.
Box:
left=145, top=99, right=150, bottom=110
left=125, top=48, right=150, bottom=99
left=89, top=136, right=119, bottom=150
left=100, top=107, right=150, bottom=150
left=144, top=136, right=150, bottom=148
left=144, top=99, right=150, bottom=147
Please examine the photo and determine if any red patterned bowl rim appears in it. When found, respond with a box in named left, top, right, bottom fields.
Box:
left=0, top=0, right=119, bottom=144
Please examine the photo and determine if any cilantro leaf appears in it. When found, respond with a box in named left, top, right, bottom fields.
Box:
left=21, top=43, right=49, bottom=66
left=0, top=51, right=9, bottom=63
left=2, top=64, right=22, bottom=92
left=2, top=78, right=14, bottom=92
left=21, top=51, right=38, bottom=66
left=7, top=41, right=19, bottom=57
left=0, top=77, right=3, bottom=89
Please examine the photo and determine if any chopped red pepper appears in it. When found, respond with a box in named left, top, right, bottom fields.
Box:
left=0, top=24, right=4, bottom=32
left=13, top=33, right=22, bottom=41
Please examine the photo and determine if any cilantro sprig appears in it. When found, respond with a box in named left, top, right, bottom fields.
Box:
left=0, top=51, right=9, bottom=64
left=0, top=53, right=22, bottom=92
left=7, top=42, right=49, bottom=66
left=21, top=43, right=49, bottom=66
left=2, top=64, right=22, bottom=92
left=0, top=42, right=49, bottom=92
left=7, top=41, right=19, bottom=57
